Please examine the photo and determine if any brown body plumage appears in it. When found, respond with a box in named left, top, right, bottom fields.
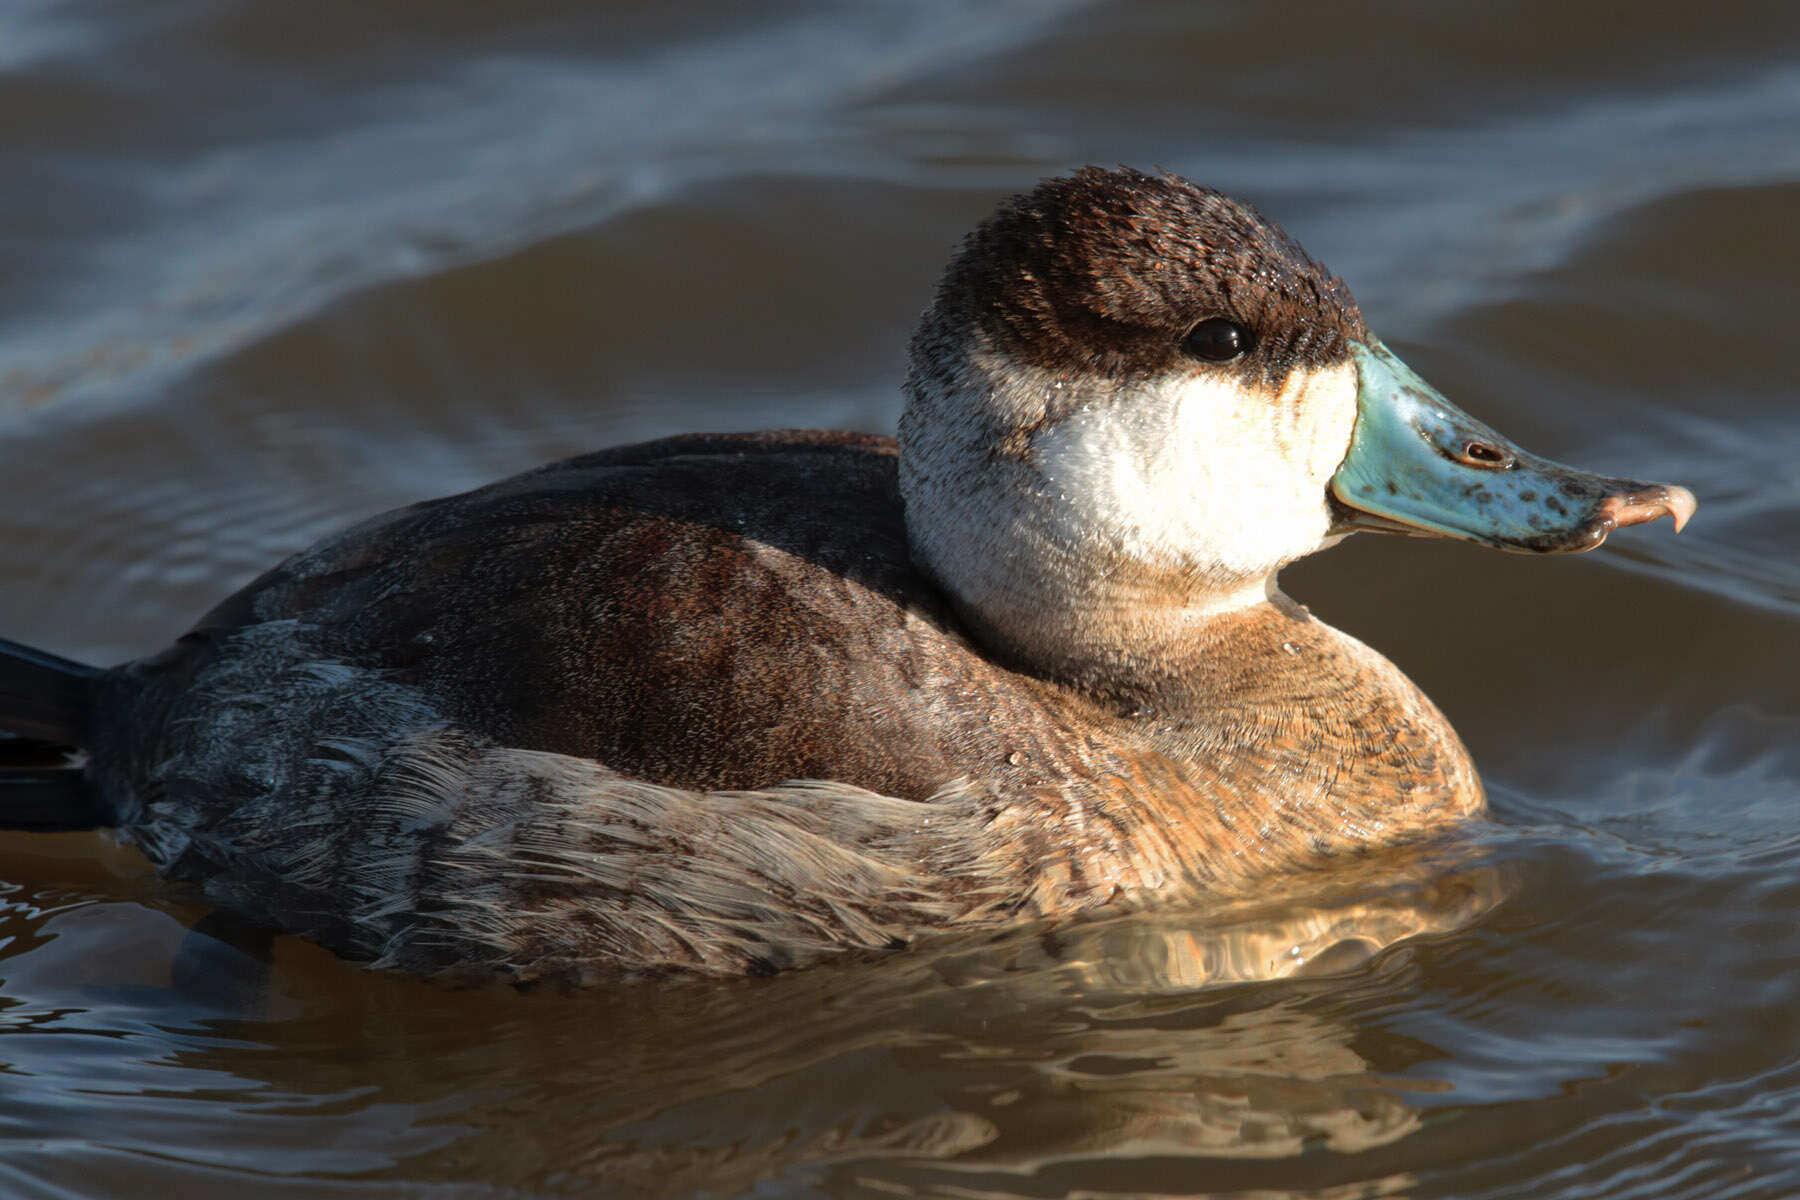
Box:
left=82, top=430, right=1477, bottom=983
left=5, top=168, right=1691, bottom=982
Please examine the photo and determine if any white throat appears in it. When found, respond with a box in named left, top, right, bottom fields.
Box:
left=899, top=330, right=1359, bottom=680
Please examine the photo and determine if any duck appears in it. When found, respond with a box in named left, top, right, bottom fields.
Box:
left=0, top=167, right=1694, bottom=985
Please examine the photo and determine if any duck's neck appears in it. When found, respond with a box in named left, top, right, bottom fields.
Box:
left=940, top=563, right=1279, bottom=703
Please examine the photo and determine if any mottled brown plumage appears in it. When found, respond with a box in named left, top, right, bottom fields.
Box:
left=24, top=166, right=1582, bottom=983
left=80, top=427, right=1478, bottom=982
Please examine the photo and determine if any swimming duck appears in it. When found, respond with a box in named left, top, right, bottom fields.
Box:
left=0, top=168, right=1693, bottom=984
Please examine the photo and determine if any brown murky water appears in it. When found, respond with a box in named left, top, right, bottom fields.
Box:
left=2, top=2, right=1798, bottom=1196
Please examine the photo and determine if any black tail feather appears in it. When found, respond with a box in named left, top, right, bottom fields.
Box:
left=0, top=636, right=98, bottom=743
left=0, top=638, right=107, bottom=830
left=0, top=769, right=108, bottom=831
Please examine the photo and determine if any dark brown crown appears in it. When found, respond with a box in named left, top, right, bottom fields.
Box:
left=929, top=167, right=1368, bottom=383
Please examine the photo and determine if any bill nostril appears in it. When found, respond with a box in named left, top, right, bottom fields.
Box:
left=1455, top=440, right=1514, bottom=469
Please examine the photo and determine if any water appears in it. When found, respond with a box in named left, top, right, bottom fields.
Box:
left=1, top=1, right=1797, bottom=1195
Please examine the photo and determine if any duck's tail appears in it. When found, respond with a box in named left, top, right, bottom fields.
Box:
left=0, top=637, right=110, bottom=830
left=0, top=636, right=96, bottom=743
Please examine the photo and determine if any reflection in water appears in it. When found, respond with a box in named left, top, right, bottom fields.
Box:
left=121, top=854, right=1502, bottom=1196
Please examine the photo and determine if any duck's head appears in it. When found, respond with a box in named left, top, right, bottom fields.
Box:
left=899, top=167, right=1694, bottom=680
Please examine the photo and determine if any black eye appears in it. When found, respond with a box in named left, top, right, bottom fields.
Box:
left=1181, top=317, right=1252, bottom=363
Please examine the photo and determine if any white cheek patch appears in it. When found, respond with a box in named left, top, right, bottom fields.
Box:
left=1030, top=360, right=1360, bottom=581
